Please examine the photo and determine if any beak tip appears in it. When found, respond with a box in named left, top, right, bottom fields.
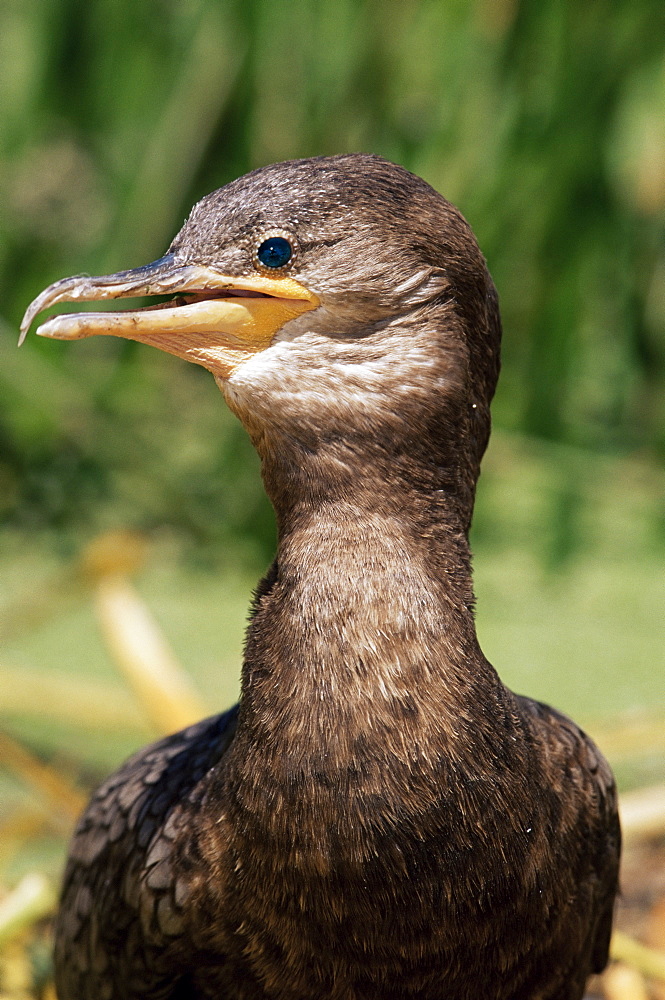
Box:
left=18, top=295, right=45, bottom=345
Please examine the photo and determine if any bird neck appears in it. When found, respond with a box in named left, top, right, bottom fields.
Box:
left=232, top=440, right=505, bottom=769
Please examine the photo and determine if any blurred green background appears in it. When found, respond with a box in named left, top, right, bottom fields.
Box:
left=1, top=0, right=664, bottom=817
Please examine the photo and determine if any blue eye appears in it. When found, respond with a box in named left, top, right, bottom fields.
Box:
left=257, top=236, right=293, bottom=269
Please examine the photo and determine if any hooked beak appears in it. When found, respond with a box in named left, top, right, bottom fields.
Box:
left=19, top=254, right=319, bottom=379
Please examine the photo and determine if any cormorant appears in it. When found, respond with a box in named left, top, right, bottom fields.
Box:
left=21, top=154, right=620, bottom=1000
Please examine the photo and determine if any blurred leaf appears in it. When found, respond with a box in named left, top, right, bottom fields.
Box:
left=602, top=962, right=650, bottom=1000
left=0, top=874, right=56, bottom=950
left=610, top=931, right=665, bottom=983
left=0, top=666, right=146, bottom=732
left=619, top=786, right=665, bottom=845
left=93, top=576, right=208, bottom=734
left=0, top=733, right=86, bottom=829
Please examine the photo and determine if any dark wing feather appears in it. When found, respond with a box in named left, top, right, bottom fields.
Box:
left=518, top=696, right=621, bottom=984
left=55, top=706, right=238, bottom=1000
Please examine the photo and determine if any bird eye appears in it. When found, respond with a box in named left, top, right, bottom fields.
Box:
left=256, top=236, right=293, bottom=269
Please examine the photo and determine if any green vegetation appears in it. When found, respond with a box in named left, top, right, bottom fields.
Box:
left=1, top=0, right=663, bottom=768
left=1, top=0, right=663, bottom=554
left=0, top=7, right=663, bottom=993
left=0, top=2, right=662, bottom=763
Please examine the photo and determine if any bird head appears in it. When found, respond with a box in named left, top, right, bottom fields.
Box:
left=21, top=154, right=501, bottom=527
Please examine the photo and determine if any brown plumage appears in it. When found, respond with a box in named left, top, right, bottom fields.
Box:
left=22, top=154, right=620, bottom=1000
